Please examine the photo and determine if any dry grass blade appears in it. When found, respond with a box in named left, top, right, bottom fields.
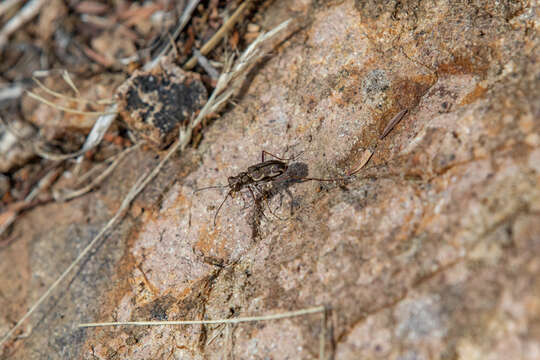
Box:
left=145, top=0, right=200, bottom=71
left=32, top=105, right=119, bottom=161
left=32, top=78, right=113, bottom=105
left=0, top=0, right=23, bottom=17
left=28, top=77, right=119, bottom=160
left=190, top=19, right=292, bottom=129
left=25, top=91, right=116, bottom=116
left=184, top=0, right=253, bottom=70
left=61, top=70, right=80, bottom=96
left=53, top=143, right=142, bottom=202
left=78, top=306, right=326, bottom=359
left=79, top=305, right=325, bottom=327
left=0, top=18, right=292, bottom=350
left=33, top=144, right=87, bottom=161
left=0, top=0, right=46, bottom=49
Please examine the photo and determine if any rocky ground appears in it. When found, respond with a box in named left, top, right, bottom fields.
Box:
left=1, top=0, right=539, bottom=359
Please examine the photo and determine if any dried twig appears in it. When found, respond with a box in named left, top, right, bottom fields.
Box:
left=0, top=0, right=46, bottom=49
left=193, top=49, right=220, bottom=80
left=77, top=105, right=119, bottom=157
left=0, top=83, right=24, bottom=102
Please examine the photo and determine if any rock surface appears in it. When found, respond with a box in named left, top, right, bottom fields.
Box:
left=116, top=60, right=207, bottom=149
left=1, top=0, right=539, bottom=359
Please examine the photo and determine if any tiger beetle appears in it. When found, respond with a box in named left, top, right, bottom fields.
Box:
left=195, top=150, right=352, bottom=226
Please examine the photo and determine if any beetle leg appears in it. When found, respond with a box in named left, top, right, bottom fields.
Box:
left=214, top=190, right=232, bottom=226
left=261, top=150, right=297, bottom=162
left=248, top=185, right=270, bottom=222
left=253, top=183, right=288, bottom=221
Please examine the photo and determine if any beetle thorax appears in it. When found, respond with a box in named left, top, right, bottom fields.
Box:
left=228, top=172, right=249, bottom=192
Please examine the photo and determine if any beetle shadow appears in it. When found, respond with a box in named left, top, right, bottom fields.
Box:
left=249, top=162, right=309, bottom=238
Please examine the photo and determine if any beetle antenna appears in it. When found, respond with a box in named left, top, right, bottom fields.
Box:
left=194, top=184, right=228, bottom=193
